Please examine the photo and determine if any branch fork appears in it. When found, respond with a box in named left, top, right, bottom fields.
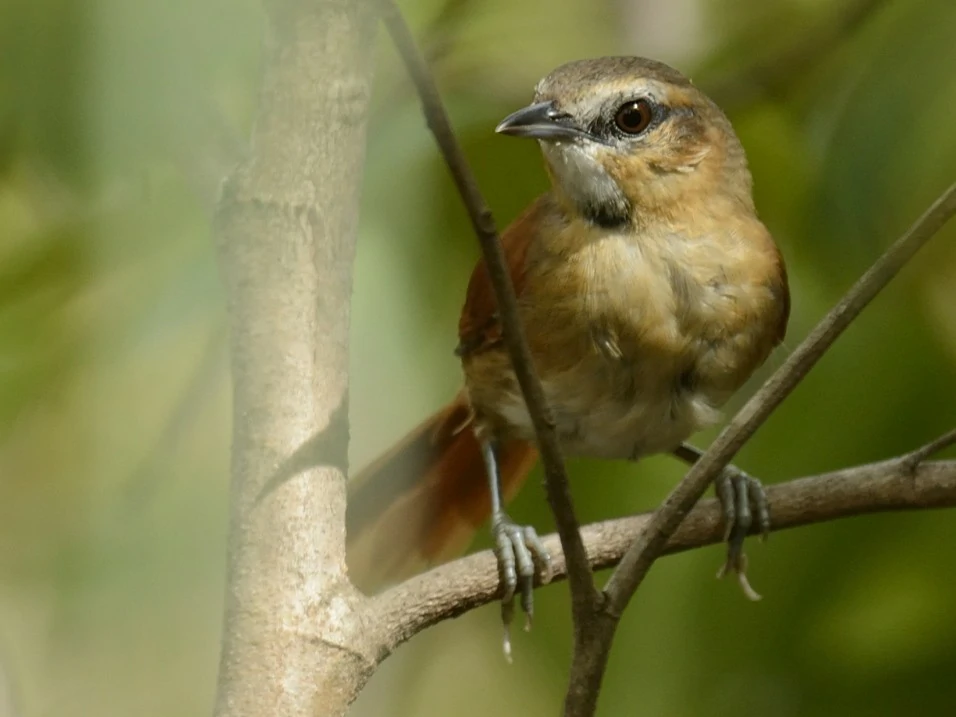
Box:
left=212, top=0, right=956, bottom=714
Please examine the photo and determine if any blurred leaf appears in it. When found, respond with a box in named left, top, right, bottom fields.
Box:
left=1, top=0, right=955, bottom=715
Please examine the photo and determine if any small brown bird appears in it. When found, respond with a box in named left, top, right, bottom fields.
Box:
left=348, top=57, right=789, bottom=625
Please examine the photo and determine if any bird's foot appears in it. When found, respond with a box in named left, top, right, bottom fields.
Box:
left=714, top=466, right=770, bottom=601
left=491, top=511, right=552, bottom=661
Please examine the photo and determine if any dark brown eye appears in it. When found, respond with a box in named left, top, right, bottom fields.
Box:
left=614, top=99, right=653, bottom=135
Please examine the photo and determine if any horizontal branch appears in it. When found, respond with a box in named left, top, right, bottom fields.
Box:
left=374, top=458, right=956, bottom=657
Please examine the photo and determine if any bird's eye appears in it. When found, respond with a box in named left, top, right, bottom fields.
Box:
left=614, top=99, right=653, bottom=135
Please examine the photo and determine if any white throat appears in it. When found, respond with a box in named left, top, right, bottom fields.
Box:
left=540, top=141, right=629, bottom=225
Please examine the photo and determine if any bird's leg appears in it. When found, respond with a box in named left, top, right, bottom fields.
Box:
left=671, top=442, right=770, bottom=601
left=480, top=438, right=551, bottom=660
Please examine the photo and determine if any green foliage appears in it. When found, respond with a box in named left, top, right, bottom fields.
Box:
left=1, top=0, right=954, bottom=715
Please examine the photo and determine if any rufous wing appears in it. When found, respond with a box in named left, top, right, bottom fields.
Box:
left=456, top=196, right=548, bottom=357
left=346, top=394, right=537, bottom=592
left=347, top=198, right=549, bottom=591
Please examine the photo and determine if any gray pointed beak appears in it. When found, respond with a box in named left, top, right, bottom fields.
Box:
left=495, top=101, right=588, bottom=141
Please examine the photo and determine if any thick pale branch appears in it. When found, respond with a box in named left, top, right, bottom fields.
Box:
left=212, top=1, right=377, bottom=716
left=379, top=0, right=596, bottom=614
left=366, top=3, right=956, bottom=715
left=375, top=458, right=956, bottom=656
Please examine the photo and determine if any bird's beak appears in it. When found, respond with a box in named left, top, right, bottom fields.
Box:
left=495, top=101, right=588, bottom=141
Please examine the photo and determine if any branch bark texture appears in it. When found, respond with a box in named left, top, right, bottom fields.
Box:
left=378, top=2, right=956, bottom=713
left=375, top=458, right=956, bottom=651
left=212, top=1, right=377, bottom=716
left=209, top=1, right=956, bottom=714
left=604, top=182, right=956, bottom=609
left=560, top=182, right=956, bottom=715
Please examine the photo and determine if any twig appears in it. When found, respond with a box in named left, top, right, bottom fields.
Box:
left=373, top=0, right=474, bottom=118
left=373, top=3, right=956, bottom=713
left=605, top=183, right=956, bottom=605
left=379, top=0, right=597, bottom=617
left=551, top=183, right=956, bottom=714
left=375, top=458, right=956, bottom=654
left=901, top=428, right=956, bottom=473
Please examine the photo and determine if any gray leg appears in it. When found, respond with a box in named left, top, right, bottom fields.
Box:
left=672, top=443, right=769, bottom=601
left=480, top=439, right=551, bottom=659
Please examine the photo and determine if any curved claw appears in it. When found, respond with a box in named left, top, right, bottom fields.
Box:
left=714, top=467, right=770, bottom=601
left=491, top=513, right=552, bottom=660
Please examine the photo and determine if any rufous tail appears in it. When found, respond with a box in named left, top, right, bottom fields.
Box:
left=346, top=393, right=537, bottom=592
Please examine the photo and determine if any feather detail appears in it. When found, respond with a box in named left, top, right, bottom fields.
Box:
left=346, top=393, right=537, bottom=592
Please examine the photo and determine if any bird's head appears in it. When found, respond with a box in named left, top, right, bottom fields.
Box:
left=496, top=56, right=754, bottom=228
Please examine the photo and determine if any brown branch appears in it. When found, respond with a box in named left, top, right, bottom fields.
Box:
left=375, top=457, right=956, bottom=654
left=373, top=0, right=474, bottom=118
left=375, top=1, right=956, bottom=713
left=378, top=0, right=597, bottom=618
left=902, top=428, right=956, bottom=471
left=604, top=183, right=956, bottom=604
left=548, top=183, right=956, bottom=713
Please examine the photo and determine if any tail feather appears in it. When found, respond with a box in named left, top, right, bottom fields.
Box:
left=347, top=393, right=537, bottom=592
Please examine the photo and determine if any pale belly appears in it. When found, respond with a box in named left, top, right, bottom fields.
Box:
left=461, top=216, right=784, bottom=459
left=483, top=353, right=724, bottom=460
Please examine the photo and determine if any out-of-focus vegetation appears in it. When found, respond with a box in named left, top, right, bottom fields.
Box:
left=0, top=0, right=954, bottom=715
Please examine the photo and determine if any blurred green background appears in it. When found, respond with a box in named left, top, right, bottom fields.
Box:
left=1, top=0, right=955, bottom=715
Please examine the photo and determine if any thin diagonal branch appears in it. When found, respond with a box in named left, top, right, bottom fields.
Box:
left=373, top=0, right=474, bottom=118
left=374, top=456, right=956, bottom=654
left=605, top=182, right=956, bottom=608
left=902, top=428, right=956, bottom=471
left=369, top=4, right=956, bottom=715
left=549, top=184, right=956, bottom=714
left=378, top=0, right=596, bottom=617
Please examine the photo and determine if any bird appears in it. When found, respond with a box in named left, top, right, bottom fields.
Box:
left=347, top=56, right=790, bottom=636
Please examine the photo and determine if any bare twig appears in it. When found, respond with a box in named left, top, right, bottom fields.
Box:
left=378, top=0, right=597, bottom=618
left=375, top=458, right=956, bottom=655
left=375, top=1, right=956, bottom=712
left=547, top=183, right=956, bottom=714
left=605, top=183, right=956, bottom=604
left=901, top=428, right=956, bottom=473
